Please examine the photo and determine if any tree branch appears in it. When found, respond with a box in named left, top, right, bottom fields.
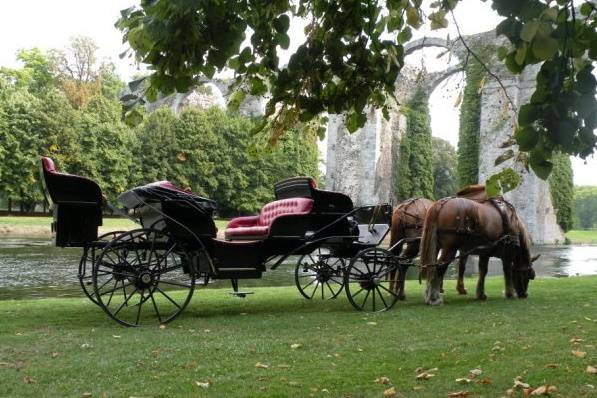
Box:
left=449, top=10, right=518, bottom=113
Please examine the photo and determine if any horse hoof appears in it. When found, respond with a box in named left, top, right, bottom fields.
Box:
left=504, top=292, right=514, bottom=299
left=429, top=298, right=443, bottom=306
left=398, top=294, right=406, bottom=301
left=457, top=288, right=468, bottom=295
left=518, top=293, right=528, bottom=299
left=440, top=288, right=445, bottom=293
left=477, top=294, right=487, bottom=301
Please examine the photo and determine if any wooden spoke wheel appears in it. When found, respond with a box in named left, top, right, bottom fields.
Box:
left=344, top=248, right=400, bottom=312
left=295, top=248, right=345, bottom=300
left=92, top=228, right=196, bottom=327
left=78, top=231, right=126, bottom=306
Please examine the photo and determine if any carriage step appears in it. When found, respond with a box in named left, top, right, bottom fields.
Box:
left=229, top=291, right=254, bottom=298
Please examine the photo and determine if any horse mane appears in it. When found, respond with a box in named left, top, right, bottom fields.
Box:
left=513, top=211, right=532, bottom=263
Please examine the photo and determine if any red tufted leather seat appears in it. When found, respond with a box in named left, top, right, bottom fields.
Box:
left=225, top=198, right=314, bottom=240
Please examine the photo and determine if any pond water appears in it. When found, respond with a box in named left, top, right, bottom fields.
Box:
left=0, top=236, right=596, bottom=300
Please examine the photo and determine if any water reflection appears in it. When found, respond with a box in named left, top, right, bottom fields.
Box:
left=1, top=237, right=595, bottom=300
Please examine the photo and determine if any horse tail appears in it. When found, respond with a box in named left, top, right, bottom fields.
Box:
left=389, top=206, right=403, bottom=248
left=420, top=200, right=442, bottom=281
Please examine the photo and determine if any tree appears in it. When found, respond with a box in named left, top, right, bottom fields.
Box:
left=395, top=90, right=434, bottom=200
left=573, top=185, right=597, bottom=229
left=0, top=48, right=55, bottom=94
left=117, top=0, right=597, bottom=194
left=50, top=36, right=105, bottom=108
left=0, top=89, right=44, bottom=209
left=457, top=59, right=484, bottom=188
left=432, top=137, right=458, bottom=199
left=548, top=152, right=575, bottom=231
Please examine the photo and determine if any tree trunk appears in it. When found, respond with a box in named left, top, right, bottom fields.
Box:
left=8, top=198, right=12, bottom=214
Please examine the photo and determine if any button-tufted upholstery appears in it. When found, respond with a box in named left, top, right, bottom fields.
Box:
left=225, top=198, right=314, bottom=240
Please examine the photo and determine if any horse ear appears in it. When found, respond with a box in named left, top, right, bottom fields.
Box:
left=531, top=254, right=540, bottom=263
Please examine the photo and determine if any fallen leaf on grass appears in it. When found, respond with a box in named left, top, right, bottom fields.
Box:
left=22, top=375, right=36, bottom=384
left=195, top=380, right=212, bottom=389
left=288, top=381, right=300, bottom=387
left=259, top=386, right=267, bottom=391
left=469, top=368, right=483, bottom=378
left=255, top=362, right=269, bottom=369
left=159, top=325, right=166, bottom=330
left=112, top=335, right=121, bottom=339
left=321, top=388, right=329, bottom=393
left=416, top=372, right=435, bottom=380
left=572, top=350, right=587, bottom=358
left=80, top=343, right=91, bottom=349
left=455, top=378, right=471, bottom=384
left=477, top=378, right=492, bottom=385
left=570, top=337, right=584, bottom=343
left=51, top=352, right=59, bottom=358
left=374, top=377, right=391, bottom=385
left=587, top=366, right=597, bottom=374
left=529, top=385, right=557, bottom=395
left=448, top=391, right=472, bottom=398
left=545, top=363, right=558, bottom=369
left=367, top=322, right=378, bottom=325
left=513, top=378, right=530, bottom=389
left=81, top=393, right=92, bottom=398
left=290, top=343, right=302, bottom=350
left=383, top=386, right=397, bottom=397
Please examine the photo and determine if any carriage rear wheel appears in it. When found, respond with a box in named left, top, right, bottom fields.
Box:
left=295, top=248, right=345, bottom=300
left=92, top=228, right=196, bottom=327
left=344, top=248, right=400, bottom=312
left=78, top=231, right=126, bottom=306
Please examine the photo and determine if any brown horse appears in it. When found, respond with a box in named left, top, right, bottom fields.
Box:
left=388, top=197, right=434, bottom=299
left=420, top=185, right=537, bottom=305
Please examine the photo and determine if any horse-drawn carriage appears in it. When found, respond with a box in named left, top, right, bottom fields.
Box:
left=41, top=157, right=419, bottom=326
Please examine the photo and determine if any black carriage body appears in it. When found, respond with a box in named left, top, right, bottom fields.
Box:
left=41, top=157, right=103, bottom=247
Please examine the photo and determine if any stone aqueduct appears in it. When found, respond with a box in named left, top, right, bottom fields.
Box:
left=164, top=29, right=564, bottom=244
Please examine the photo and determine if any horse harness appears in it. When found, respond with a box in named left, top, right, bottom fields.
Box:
left=397, top=198, right=425, bottom=231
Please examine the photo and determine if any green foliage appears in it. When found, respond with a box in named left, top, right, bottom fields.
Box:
left=548, top=152, right=574, bottom=231
left=0, top=48, right=55, bottom=95
left=395, top=90, right=434, bottom=200
left=457, top=60, right=484, bottom=188
left=573, top=185, right=597, bottom=230
left=432, top=137, right=458, bottom=199
left=117, top=0, right=597, bottom=182
left=135, top=107, right=320, bottom=215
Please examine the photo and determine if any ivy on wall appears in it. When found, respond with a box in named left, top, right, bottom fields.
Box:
left=457, top=59, right=484, bottom=188
left=548, top=152, right=574, bottom=232
left=395, top=89, right=434, bottom=200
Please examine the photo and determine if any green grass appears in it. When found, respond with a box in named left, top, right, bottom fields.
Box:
left=1, top=277, right=595, bottom=397
left=0, top=216, right=229, bottom=232
left=566, top=229, right=597, bottom=244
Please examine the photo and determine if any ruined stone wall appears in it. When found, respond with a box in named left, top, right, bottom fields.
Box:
left=325, top=30, right=565, bottom=244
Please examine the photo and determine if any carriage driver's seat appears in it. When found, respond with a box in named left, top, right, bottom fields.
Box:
left=40, top=157, right=103, bottom=247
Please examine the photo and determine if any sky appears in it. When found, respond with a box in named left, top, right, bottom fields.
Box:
left=0, top=0, right=595, bottom=185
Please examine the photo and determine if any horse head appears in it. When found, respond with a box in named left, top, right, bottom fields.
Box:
left=512, top=215, right=538, bottom=298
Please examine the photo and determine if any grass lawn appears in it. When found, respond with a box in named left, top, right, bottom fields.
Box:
left=0, top=277, right=595, bottom=397
left=0, top=216, right=229, bottom=233
left=566, top=230, right=597, bottom=245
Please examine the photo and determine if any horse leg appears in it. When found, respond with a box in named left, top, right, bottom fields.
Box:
left=456, top=255, right=468, bottom=295
left=426, top=248, right=456, bottom=306
left=396, top=265, right=407, bottom=300
left=476, top=256, right=489, bottom=300
left=502, top=256, right=515, bottom=299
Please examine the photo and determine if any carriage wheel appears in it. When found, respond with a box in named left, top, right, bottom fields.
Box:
left=78, top=231, right=126, bottom=306
left=344, top=248, right=400, bottom=312
left=295, top=248, right=345, bottom=300
left=92, top=228, right=196, bottom=327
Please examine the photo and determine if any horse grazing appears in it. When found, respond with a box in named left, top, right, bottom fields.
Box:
left=388, top=197, right=434, bottom=299
left=420, top=185, right=538, bottom=305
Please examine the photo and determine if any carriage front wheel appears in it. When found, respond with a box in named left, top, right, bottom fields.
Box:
left=294, top=248, right=345, bottom=300
left=92, top=228, right=196, bottom=327
left=344, top=248, right=400, bottom=312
